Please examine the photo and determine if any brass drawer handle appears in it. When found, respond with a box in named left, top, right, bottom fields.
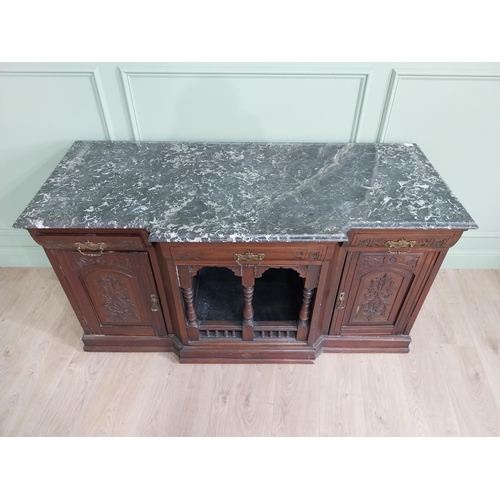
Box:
left=337, top=292, right=345, bottom=309
left=234, top=250, right=265, bottom=265
left=385, top=237, right=416, bottom=254
left=150, top=294, right=160, bottom=312
left=74, top=241, right=107, bottom=257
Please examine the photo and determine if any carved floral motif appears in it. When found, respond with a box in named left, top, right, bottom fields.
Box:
left=355, top=273, right=396, bottom=321
left=98, top=275, right=140, bottom=321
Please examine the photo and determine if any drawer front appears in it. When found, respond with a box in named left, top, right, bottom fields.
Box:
left=34, top=231, right=146, bottom=252
left=348, top=230, right=459, bottom=250
left=167, top=243, right=328, bottom=264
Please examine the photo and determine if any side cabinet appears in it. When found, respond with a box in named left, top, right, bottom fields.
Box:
left=29, top=229, right=171, bottom=351
left=328, top=229, right=464, bottom=347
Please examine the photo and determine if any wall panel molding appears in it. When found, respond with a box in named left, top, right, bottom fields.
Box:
left=460, top=231, right=500, bottom=239
left=120, top=68, right=369, bottom=142
left=0, top=67, right=115, bottom=140
left=376, top=70, right=500, bottom=142
left=443, top=249, right=500, bottom=269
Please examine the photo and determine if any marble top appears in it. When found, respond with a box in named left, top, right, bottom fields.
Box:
left=13, top=141, right=478, bottom=242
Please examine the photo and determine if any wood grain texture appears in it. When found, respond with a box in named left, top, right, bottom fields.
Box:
left=1, top=268, right=499, bottom=436
left=318, top=354, right=367, bottom=436
left=359, top=353, right=414, bottom=436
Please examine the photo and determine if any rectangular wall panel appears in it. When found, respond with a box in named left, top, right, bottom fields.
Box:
left=120, top=70, right=367, bottom=142
left=0, top=67, right=114, bottom=266
left=378, top=71, right=500, bottom=268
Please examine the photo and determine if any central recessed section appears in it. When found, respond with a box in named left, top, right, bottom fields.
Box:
left=193, top=266, right=304, bottom=323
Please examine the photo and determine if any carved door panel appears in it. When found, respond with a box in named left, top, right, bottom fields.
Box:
left=330, top=251, right=429, bottom=336
left=56, top=251, right=166, bottom=336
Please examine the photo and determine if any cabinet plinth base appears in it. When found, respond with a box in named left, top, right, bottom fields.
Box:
left=82, top=334, right=175, bottom=352
left=81, top=334, right=411, bottom=360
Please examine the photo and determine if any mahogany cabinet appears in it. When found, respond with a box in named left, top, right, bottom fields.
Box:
left=23, top=227, right=466, bottom=362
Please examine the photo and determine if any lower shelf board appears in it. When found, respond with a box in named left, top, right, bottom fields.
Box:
left=198, top=320, right=299, bottom=340
left=81, top=333, right=411, bottom=360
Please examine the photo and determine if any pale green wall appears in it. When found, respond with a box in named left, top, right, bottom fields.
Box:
left=1, top=62, right=499, bottom=268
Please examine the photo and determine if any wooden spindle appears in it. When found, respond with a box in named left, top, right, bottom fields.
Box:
left=298, top=288, right=314, bottom=326
left=181, top=287, right=198, bottom=328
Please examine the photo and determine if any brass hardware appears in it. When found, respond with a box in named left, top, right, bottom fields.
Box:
left=385, top=237, right=416, bottom=254
left=337, top=292, right=345, bottom=309
left=150, top=294, right=159, bottom=312
left=74, top=241, right=107, bottom=257
left=234, top=250, right=265, bottom=265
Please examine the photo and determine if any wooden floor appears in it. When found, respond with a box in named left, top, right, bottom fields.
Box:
left=1, top=267, right=499, bottom=437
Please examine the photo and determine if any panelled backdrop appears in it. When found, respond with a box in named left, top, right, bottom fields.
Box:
left=1, top=62, right=499, bottom=268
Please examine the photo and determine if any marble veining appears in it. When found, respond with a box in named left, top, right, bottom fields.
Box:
left=13, top=141, right=478, bottom=241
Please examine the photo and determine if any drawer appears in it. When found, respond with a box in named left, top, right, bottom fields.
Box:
left=167, top=242, right=328, bottom=264
left=33, top=231, right=146, bottom=252
left=347, top=230, right=458, bottom=250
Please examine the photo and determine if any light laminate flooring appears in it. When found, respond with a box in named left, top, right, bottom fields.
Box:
left=1, top=267, right=499, bottom=436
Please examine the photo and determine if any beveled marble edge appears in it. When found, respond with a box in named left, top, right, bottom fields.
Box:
left=15, top=219, right=477, bottom=243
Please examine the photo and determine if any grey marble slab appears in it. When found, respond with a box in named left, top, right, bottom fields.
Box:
left=13, top=141, right=478, bottom=242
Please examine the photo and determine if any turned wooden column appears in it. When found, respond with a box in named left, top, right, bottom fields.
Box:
left=297, top=265, right=321, bottom=341
left=298, top=288, right=314, bottom=325
left=241, top=266, right=255, bottom=341
left=177, top=265, right=199, bottom=341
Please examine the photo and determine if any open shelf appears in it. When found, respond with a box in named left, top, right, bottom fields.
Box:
left=194, top=267, right=243, bottom=322
left=193, top=266, right=304, bottom=324
left=253, top=268, right=303, bottom=321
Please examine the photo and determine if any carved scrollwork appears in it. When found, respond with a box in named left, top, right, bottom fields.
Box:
left=355, top=238, right=373, bottom=247
left=363, top=256, right=385, bottom=268
left=75, top=256, right=133, bottom=271
left=398, top=255, right=418, bottom=269
left=430, top=238, right=449, bottom=247
left=307, top=251, right=321, bottom=261
left=354, top=234, right=451, bottom=248
left=363, top=254, right=418, bottom=270
left=188, top=265, right=204, bottom=277
left=372, top=238, right=386, bottom=247
left=255, top=265, right=308, bottom=279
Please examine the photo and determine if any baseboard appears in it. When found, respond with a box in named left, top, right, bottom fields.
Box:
left=0, top=246, right=50, bottom=267
left=442, top=249, right=500, bottom=269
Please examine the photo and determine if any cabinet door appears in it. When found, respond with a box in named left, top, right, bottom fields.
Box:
left=330, top=251, right=431, bottom=336
left=55, top=251, right=166, bottom=336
